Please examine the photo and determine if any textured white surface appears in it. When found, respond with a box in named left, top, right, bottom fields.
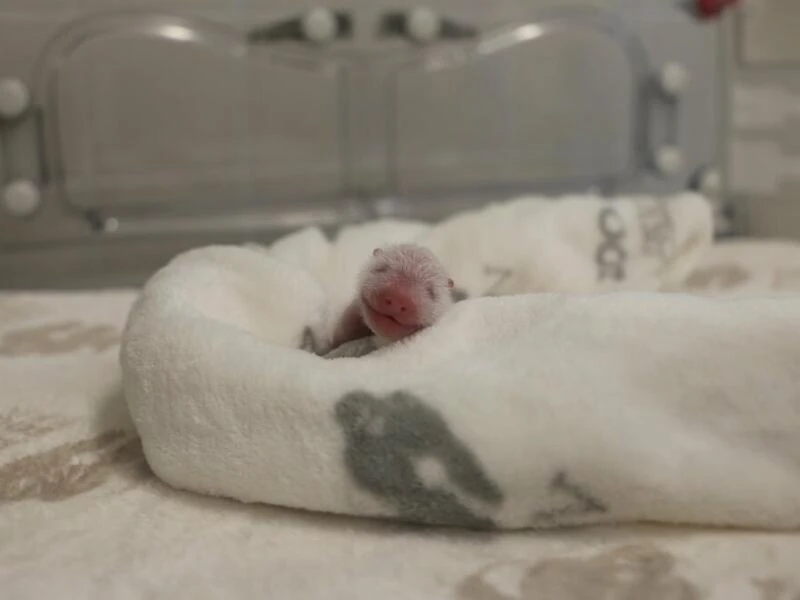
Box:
left=4, top=207, right=800, bottom=597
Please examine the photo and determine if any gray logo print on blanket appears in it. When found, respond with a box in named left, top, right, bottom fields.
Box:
left=596, top=206, right=628, bottom=281
left=531, top=470, right=607, bottom=527
left=483, top=267, right=513, bottom=296
left=596, top=199, right=676, bottom=281
left=335, top=391, right=504, bottom=528
left=636, top=198, right=675, bottom=261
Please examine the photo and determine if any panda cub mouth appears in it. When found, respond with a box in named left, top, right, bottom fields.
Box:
left=361, top=296, right=422, bottom=337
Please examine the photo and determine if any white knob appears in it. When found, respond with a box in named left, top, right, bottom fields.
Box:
left=0, top=78, right=30, bottom=120
left=103, top=217, right=120, bottom=233
left=698, top=167, right=722, bottom=197
left=407, top=7, right=440, bottom=43
left=3, top=180, right=41, bottom=217
left=659, top=63, right=689, bottom=96
left=302, top=7, right=337, bottom=44
left=655, top=146, right=683, bottom=176
left=374, top=196, right=397, bottom=217
left=659, top=62, right=689, bottom=97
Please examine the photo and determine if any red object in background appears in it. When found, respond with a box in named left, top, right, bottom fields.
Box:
left=695, top=0, right=740, bottom=19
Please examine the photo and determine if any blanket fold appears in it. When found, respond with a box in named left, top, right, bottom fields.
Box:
left=121, top=192, right=800, bottom=530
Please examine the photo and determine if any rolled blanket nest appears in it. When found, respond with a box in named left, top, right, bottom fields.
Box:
left=120, top=193, right=800, bottom=530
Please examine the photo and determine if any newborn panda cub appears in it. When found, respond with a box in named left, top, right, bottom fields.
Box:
left=331, top=243, right=455, bottom=352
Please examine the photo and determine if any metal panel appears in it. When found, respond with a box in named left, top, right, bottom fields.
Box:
left=31, top=10, right=350, bottom=217
left=740, top=0, right=800, bottom=65
left=387, top=8, right=644, bottom=196
left=0, top=0, right=731, bottom=287
left=53, top=23, right=346, bottom=212
left=727, top=1, right=800, bottom=238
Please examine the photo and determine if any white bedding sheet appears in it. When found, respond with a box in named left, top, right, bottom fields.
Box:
left=2, top=238, right=800, bottom=599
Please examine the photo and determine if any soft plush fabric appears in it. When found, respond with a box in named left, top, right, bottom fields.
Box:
left=120, top=193, right=800, bottom=530
left=265, top=192, right=714, bottom=335
left=4, top=236, right=800, bottom=597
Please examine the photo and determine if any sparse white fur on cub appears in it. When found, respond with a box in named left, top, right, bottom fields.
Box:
left=330, top=243, right=455, bottom=351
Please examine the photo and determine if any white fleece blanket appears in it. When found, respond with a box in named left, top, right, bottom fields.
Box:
left=121, top=192, right=800, bottom=530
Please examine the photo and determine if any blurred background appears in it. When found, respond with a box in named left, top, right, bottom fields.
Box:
left=0, top=0, right=796, bottom=288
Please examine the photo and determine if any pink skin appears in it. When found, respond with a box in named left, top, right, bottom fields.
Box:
left=331, top=244, right=455, bottom=349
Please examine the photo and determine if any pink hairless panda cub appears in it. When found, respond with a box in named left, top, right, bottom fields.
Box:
left=330, top=243, right=455, bottom=351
